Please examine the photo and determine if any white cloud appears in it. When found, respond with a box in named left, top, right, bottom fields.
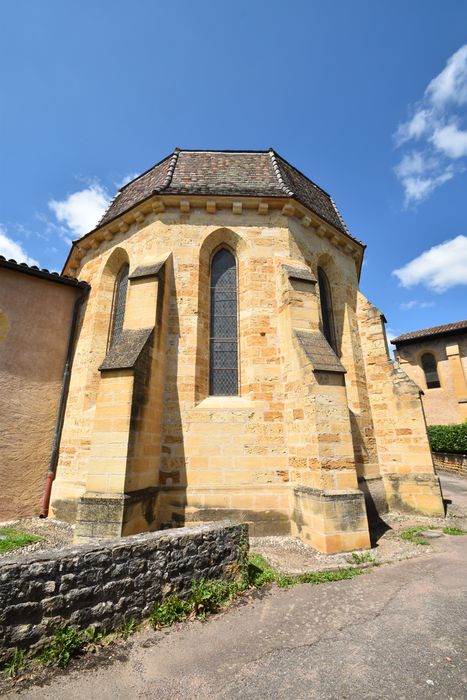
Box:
left=0, top=227, right=39, bottom=266
left=431, top=123, right=467, bottom=158
left=394, top=44, right=467, bottom=204
left=395, top=109, right=432, bottom=146
left=399, top=167, right=455, bottom=205
left=426, top=45, right=467, bottom=107
left=393, top=235, right=467, bottom=293
left=49, top=183, right=110, bottom=237
left=400, top=300, right=435, bottom=310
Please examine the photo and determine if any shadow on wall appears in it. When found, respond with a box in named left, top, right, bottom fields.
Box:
left=154, top=265, right=187, bottom=529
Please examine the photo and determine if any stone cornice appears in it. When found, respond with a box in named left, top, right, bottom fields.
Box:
left=63, top=193, right=365, bottom=276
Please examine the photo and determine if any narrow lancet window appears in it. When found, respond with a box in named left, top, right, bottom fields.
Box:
left=421, top=352, right=440, bottom=389
left=210, top=249, right=238, bottom=395
left=317, top=267, right=337, bottom=353
left=109, top=263, right=129, bottom=348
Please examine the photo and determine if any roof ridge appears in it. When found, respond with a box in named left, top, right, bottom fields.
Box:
left=271, top=149, right=332, bottom=198
left=268, top=149, right=294, bottom=197
left=156, top=148, right=179, bottom=193
left=117, top=154, right=172, bottom=193
left=329, top=196, right=352, bottom=238
left=175, top=148, right=270, bottom=154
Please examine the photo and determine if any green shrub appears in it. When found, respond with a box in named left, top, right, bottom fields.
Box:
left=427, top=423, right=467, bottom=454
left=39, top=625, right=85, bottom=668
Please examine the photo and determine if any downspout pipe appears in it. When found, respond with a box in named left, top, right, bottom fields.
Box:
left=40, top=284, right=90, bottom=517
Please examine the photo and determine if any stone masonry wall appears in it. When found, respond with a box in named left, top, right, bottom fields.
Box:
left=433, top=452, right=467, bottom=477
left=0, top=521, right=248, bottom=662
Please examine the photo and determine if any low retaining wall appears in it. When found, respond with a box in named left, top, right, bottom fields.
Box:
left=433, top=452, right=467, bottom=477
left=0, top=521, right=248, bottom=662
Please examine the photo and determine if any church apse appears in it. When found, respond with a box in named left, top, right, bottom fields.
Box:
left=45, top=148, right=443, bottom=552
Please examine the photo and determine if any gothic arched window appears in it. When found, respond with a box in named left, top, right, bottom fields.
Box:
left=109, top=263, right=129, bottom=348
left=210, top=249, right=238, bottom=395
left=421, top=352, right=440, bottom=389
left=317, top=267, right=337, bottom=353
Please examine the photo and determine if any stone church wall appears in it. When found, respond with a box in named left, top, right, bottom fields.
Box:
left=49, top=198, right=444, bottom=552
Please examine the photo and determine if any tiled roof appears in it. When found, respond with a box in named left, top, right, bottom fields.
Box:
left=0, top=255, right=89, bottom=289
left=99, top=328, right=153, bottom=371
left=295, top=330, right=346, bottom=373
left=391, top=320, right=467, bottom=345
left=97, top=149, right=356, bottom=240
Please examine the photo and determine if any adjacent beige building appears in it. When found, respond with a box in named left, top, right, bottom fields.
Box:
left=0, top=256, right=89, bottom=519
left=392, top=321, right=467, bottom=425
left=39, top=148, right=443, bottom=553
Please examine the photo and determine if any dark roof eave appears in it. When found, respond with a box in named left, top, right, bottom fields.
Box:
left=1, top=256, right=89, bottom=290
left=392, top=325, right=467, bottom=346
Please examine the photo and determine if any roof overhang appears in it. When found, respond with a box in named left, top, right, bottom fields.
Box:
left=62, top=192, right=365, bottom=278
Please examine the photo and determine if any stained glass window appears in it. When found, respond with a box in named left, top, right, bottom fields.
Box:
left=421, top=352, right=440, bottom=389
left=109, top=263, right=129, bottom=348
left=210, top=249, right=238, bottom=395
left=318, top=267, right=337, bottom=353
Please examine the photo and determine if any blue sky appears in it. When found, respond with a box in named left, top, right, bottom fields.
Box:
left=1, top=0, right=466, bottom=340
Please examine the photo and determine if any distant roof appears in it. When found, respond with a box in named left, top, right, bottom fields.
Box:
left=97, top=148, right=358, bottom=242
left=0, top=255, right=89, bottom=290
left=391, top=320, right=467, bottom=346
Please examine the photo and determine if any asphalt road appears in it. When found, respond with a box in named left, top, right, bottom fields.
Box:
left=8, top=474, right=467, bottom=700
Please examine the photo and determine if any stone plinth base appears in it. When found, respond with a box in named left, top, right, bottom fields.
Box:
left=358, top=476, right=389, bottom=522
left=383, top=473, right=444, bottom=516
left=75, top=487, right=159, bottom=543
left=292, top=486, right=371, bottom=553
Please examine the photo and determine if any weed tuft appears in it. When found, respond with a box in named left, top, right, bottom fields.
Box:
left=190, top=578, right=240, bottom=619
left=442, top=526, right=467, bottom=536
left=150, top=595, right=190, bottom=629
left=84, top=626, right=108, bottom=652
left=39, top=625, right=85, bottom=668
left=3, top=648, right=25, bottom=678
left=400, top=526, right=437, bottom=545
left=347, top=551, right=376, bottom=565
left=116, top=618, right=139, bottom=640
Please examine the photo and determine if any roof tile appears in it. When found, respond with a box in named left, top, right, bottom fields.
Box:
left=391, top=320, right=467, bottom=345
left=97, top=149, right=358, bottom=243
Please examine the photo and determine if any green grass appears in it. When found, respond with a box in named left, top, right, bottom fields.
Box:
left=400, top=526, right=434, bottom=545
left=0, top=529, right=42, bottom=554
left=400, top=524, right=467, bottom=545
left=442, top=526, right=467, bottom=536
left=248, top=552, right=366, bottom=588
left=3, top=648, right=25, bottom=678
